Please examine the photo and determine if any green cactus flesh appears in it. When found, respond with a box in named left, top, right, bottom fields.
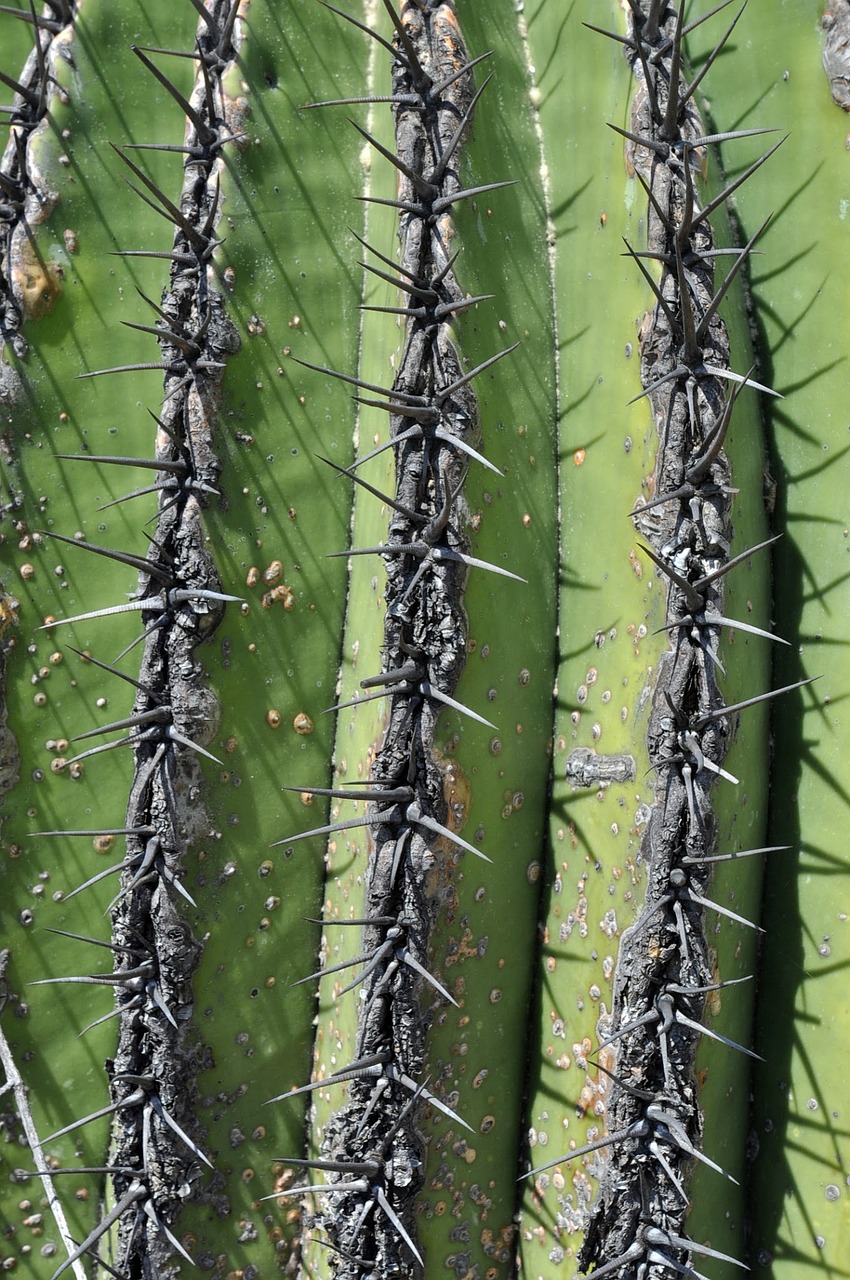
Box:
left=0, top=1, right=842, bottom=1278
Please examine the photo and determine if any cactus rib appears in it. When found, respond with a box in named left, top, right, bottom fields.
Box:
left=275, top=3, right=515, bottom=1275
left=22, top=4, right=245, bottom=1272
left=575, top=5, right=774, bottom=1276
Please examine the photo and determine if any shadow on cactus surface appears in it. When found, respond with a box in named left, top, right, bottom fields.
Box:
left=0, top=1, right=848, bottom=1278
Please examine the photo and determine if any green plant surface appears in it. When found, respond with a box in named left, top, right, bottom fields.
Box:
left=685, top=2, right=850, bottom=1274
left=276, top=3, right=560, bottom=1272
left=0, top=1, right=845, bottom=1277
left=508, top=6, right=770, bottom=1277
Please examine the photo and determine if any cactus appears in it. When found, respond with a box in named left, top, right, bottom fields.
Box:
left=0, top=1, right=847, bottom=1279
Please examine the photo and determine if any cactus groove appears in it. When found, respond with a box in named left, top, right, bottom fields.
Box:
left=0, top=1, right=847, bottom=1279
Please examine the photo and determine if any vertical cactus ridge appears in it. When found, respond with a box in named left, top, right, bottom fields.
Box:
left=686, top=4, right=850, bottom=1274
left=174, top=4, right=366, bottom=1271
left=575, top=5, right=776, bottom=1277
left=274, top=3, right=528, bottom=1276
left=513, top=3, right=775, bottom=1277
left=412, top=3, right=558, bottom=1273
left=81, top=7, right=246, bottom=1274
left=516, top=6, right=672, bottom=1272
left=0, top=4, right=201, bottom=1274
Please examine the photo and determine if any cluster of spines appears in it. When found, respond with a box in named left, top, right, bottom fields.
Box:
left=27, top=4, right=244, bottom=1276
left=0, top=1, right=76, bottom=357
left=524, top=4, right=802, bottom=1278
left=269, top=3, right=518, bottom=1276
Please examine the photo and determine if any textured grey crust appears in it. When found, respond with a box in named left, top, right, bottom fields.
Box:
left=565, top=748, right=637, bottom=788
left=822, top=1, right=850, bottom=111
